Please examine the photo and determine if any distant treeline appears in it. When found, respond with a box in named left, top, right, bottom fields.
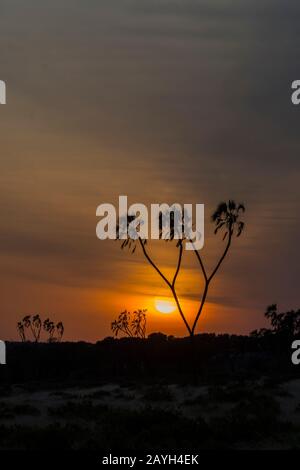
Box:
left=1, top=330, right=299, bottom=388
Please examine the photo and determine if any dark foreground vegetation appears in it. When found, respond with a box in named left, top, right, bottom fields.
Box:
left=1, top=322, right=300, bottom=450
left=1, top=330, right=299, bottom=386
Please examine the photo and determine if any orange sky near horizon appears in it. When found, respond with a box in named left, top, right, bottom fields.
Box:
left=0, top=224, right=281, bottom=341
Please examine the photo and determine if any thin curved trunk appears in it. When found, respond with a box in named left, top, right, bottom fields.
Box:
left=208, top=230, right=232, bottom=283
left=138, top=238, right=192, bottom=336
left=191, top=281, right=209, bottom=335
left=192, top=230, right=232, bottom=335
left=138, top=238, right=171, bottom=288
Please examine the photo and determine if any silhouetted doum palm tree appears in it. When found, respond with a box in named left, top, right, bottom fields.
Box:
left=117, top=200, right=245, bottom=337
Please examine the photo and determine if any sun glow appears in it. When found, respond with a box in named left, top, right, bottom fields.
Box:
left=154, top=298, right=177, bottom=314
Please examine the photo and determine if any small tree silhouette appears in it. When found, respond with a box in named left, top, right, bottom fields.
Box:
left=117, top=200, right=245, bottom=337
left=32, top=314, right=42, bottom=342
left=251, top=304, right=300, bottom=338
left=131, top=309, right=147, bottom=338
left=18, top=314, right=42, bottom=342
left=56, top=322, right=65, bottom=342
left=43, top=319, right=65, bottom=342
left=43, top=318, right=56, bottom=342
left=17, top=321, right=26, bottom=342
left=111, top=309, right=147, bottom=338
left=22, top=315, right=32, bottom=338
left=17, top=315, right=64, bottom=342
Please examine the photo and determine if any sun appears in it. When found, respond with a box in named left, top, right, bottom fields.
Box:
left=155, top=298, right=177, bottom=314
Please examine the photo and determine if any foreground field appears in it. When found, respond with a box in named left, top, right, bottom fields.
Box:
left=1, top=377, right=300, bottom=449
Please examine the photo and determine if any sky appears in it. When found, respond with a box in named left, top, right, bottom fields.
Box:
left=0, top=0, right=299, bottom=341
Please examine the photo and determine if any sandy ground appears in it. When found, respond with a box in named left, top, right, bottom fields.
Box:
left=0, top=378, right=299, bottom=428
